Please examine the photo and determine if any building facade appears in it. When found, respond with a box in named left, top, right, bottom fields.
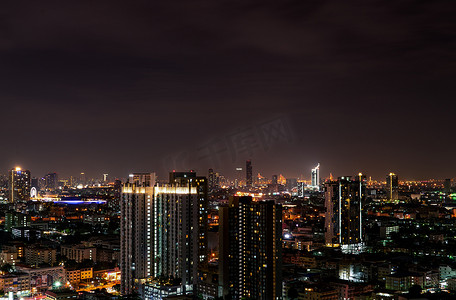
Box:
left=246, top=160, right=252, bottom=187
left=220, top=196, right=283, bottom=299
left=325, top=175, right=366, bottom=253
left=311, top=163, right=320, bottom=190
left=120, top=173, right=156, bottom=295
left=25, top=246, right=57, bottom=267
left=386, top=173, right=399, bottom=201
left=9, top=167, right=31, bottom=202
left=61, top=243, right=96, bottom=263
left=153, top=172, right=208, bottom=296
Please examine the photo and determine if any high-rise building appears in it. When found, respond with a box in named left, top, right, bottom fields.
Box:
left=129, top=173, right=155, bottom=187
left=219, top=196, right=283, bottom=299
left=107, top=179, right=122, bottom=212
left=386, top=173, right=399, bottom=201
left=153, top=171, right=208, bottom=295
left=120, top=173, right=156, bottom=295
left=325, top=174, right=366, bottom=254
left=286, top=178, right=298, bottom=192
left=121, top=171, right=208, bottom=297
left=311, top=163, right=320, bottom=190
left=31, top=177, right=39, bottom=190
left=80, top=172, right=86, bottom=185
left=208, top=168, right=216, bottom=191
left=44, top=173, right=58, bottom=190
left=271, top=174, right=278, bottom=185
left=278, top=174, right=286, bottom=185
left=235, top=168, right=243, bottom=188
left=246, top=160, right=252, bottom=187
left=8, top=167, right=31, bottom=203
left=444, top=178, right=452, bottom=194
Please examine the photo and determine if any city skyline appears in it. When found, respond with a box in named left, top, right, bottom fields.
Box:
left=1, top=2, right=456, bottom=299
left=1, top=163, right=455, bottom=183
left=0, top=1, right=454, bottom=180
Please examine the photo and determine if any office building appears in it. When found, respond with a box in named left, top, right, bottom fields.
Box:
left=8, top=167, right=31, bottom=202
left=386, top=173, right=399, bottom=201
left=311, top=163, right=320, bottom=190
left=153, top=171, right=208, bottom=296
left=120, top=173, right=156, bottom=295
left=219, top=196, right=283, bottom=299
left=325, top=174, right=366, bottom=254
left=246, top=160, right=252, bottom=187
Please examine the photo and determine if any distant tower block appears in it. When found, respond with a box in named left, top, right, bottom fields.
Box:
left=386, top=173, right=399, bottom=201
left=311, top=163, right=320, bottom=190
left=245, top=160, right=253, bottom=187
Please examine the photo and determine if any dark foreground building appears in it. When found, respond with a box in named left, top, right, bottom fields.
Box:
left=325, top=174, right=366, bottom=254
left=219, top=196, right=283, bottom=299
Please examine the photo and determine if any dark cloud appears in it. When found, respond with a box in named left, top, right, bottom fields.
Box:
left=0, top=0, right=454, bottom=180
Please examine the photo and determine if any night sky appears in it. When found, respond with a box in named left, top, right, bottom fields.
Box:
left=1, top=0, right=455, bottom=181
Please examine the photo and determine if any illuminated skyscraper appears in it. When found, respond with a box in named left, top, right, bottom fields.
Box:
left=219, top=196, right=283, bottom=299
left=120, top=173, right=156, bottom=295
left=325, top=174, right=366, bottom=254
left=153, top=171, right=208, bottom=295
left=8, top=167, right=31, bottom=203
left=121, top=171, right=208, bottom=296
left=311, top=163, right=320, bottom=190
left=235, top=167, right=243, bottom=188
left=246, top=160, right=252, bottom=187
left=386, top=173, right=399, bottom=201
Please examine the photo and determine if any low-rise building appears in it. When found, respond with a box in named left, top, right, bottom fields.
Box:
left=385, top=272, right=423, bottom=291
left=66, top=268, right=93, bottom=285
left=0, top=249, right=18, bottom=266
left=16, top=265, right=66, bottom=293
left=143, top=280, right=186, bottom=300
left=0, top=272, right=30, bottom=295
left=298, top=284, right=338, bottom=300
left=11, top=227, right=42, bottom=240
left=61, top=243, right=97, bottom=263
left=25, top=246, right=57, bottom=267
left=440, top=265, right=456, bottom=281
left=45, top=289, right=79, bottom=300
